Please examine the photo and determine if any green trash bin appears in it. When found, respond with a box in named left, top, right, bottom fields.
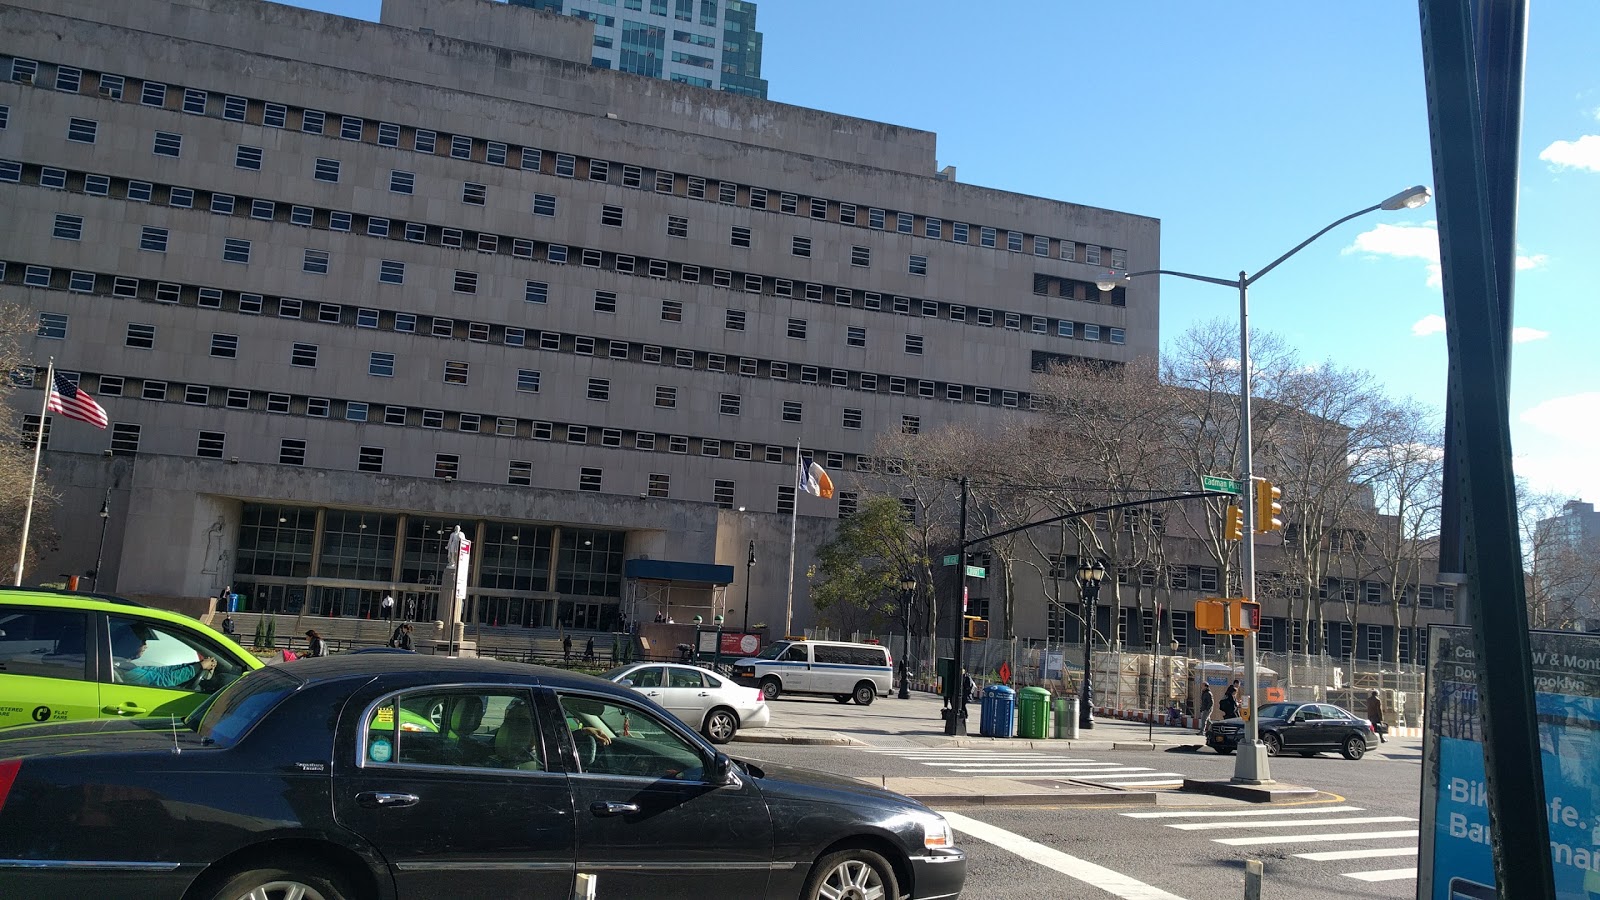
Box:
left=1018, top=686, right=1052, bottom=739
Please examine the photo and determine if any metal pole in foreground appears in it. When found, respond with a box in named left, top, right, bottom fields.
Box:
left=91, top=489, right=111, bottom=591
left=1078, top=562, right=1103, bottom=729
left=943, top=477, right=969, bottom=736
left=899, top=577, right=914, bottom=699
left=1233, top=273, right=1271, bottom=785
left=743, top=540, right=755, bottom=632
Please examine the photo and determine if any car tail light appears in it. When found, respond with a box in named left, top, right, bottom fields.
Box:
left=0, top=759, right=21, bottom=816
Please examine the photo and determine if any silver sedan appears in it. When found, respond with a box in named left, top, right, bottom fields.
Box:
left=603, top=662, right=771, bottom=744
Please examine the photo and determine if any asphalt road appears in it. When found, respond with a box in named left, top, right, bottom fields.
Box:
left=739, top=693, right=1426, bottom=900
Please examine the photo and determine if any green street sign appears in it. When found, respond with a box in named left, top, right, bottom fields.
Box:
left=1202, top=475, right=1241, bottom=494
left=965, top=565, right=987, bottom=579
left=942, top=554, right=960, bottom=566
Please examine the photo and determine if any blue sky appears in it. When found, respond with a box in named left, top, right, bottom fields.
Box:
left=296, top=0, right=1597, bottom=504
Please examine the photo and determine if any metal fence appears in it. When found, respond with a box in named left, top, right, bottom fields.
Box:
left=804, top=627, right=1429, bottom=725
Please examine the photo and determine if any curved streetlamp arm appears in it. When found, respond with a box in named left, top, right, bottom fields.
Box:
left=1245, top=202, right=1383, bottom=286
left=1122, top=267, right=1237, bottom=289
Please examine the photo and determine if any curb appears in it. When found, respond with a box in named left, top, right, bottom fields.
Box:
left=732, top=732, right=866, bottom=746
left=1180, top=779, right=1322, bottom=803
left=906, top=790, right=1160, bottom=808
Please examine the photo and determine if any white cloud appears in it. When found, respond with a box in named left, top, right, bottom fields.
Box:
left=1412, top=314, right=1446, bottom=337
left=1538, top=134, right=1600, bottom=172
left=1346, top=222, right=1548, bottom=288
left=1514, top=393, right=1600, bottom=502
left=1511, top=327, right=1549, bottom=344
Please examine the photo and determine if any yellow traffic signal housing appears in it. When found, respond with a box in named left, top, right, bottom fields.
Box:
left=1254, top=478, right=1283, bottom=532
left=964, top=616, right=989, bottom=641
left=1233, top=599, right=1261, bottom=632
left=1194, top=599, right=1228, bottom=633
left=1224, top=505, right=1245, bottom=541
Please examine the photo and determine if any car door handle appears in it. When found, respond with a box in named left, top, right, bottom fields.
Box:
left=104, top=704, right=147, bottom=715
left=590, top=801, right=640, bottom=817
left=356, top=792, right=420, bottom=809
left=697, top=692, right=709, bottom=697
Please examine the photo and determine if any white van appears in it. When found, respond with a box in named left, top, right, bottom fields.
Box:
left=729, top=639, right=894, bottom=705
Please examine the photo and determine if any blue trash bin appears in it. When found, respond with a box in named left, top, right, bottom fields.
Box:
left=979, top=685, right=1016, bottom=737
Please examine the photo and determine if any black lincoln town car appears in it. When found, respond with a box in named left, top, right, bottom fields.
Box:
left=0, top=655, right=964, bottom=900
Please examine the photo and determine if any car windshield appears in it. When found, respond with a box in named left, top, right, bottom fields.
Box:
left=196, top=666, right=301, bottom=747
left=754, top=641, right=793, bottom=660
left=1256, top=702, right=1298, bottom=720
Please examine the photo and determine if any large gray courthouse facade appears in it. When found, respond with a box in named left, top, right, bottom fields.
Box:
left=0, top=0, right=1158, bottom=635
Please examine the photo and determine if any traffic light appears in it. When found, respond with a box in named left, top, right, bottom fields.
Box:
left=1255, top=478, right=1283, bottom=532
left=1194, top=599, right=1227, bottom=633
left=1233, top=599, right=1261, bottom=632
left=1224, top=505, right=1245, bottom=541
left=963, top=616, right=990, bottom=640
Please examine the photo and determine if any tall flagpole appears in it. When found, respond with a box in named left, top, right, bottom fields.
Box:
left=785, top=438, right=800, bottom=640
left=13, top=358, right=55, bottom=585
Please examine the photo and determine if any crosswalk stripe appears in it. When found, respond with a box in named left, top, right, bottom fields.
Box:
left=940, top=761, right=1108, bottom=767
left=941, top=811, right=1189, bottom=900
left=1343, top=868, right=1418, bottom=882
left=1168, top=816, right=1414, bottom=831
left=1296, top=848, right=1417, bottom=861
left=1125, top=806, right=1365, bottom=819
left=1085, top=778, right=1186, bottom=787
left=940, top=767, right=1161, bottom=775
left=1216, top=829, right=1418, bottom=847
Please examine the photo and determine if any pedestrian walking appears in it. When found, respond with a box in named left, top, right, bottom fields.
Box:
left=563, top=634, right=573, bottom=663
left=305, top=629, right=328, bottom=658
left=381, top=594, right=395, bottom=621
left=1219, top=684, right=1239, bottom=720
left=584, top=636, right=596, bottom=663
left=221, top=614, right=237, bottom=638
left=1198, top=684, right=1215, bottom=733
left=218, top=584, right=233, bottom=613
left=1366, top=690, right=1388, bottom=743
left=386, top=622, right=414, bottom=651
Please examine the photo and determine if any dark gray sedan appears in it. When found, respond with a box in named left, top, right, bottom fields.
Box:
left=1206, top=700, right=1379, bottom=759
left=0, top=654, right=965, bottom=900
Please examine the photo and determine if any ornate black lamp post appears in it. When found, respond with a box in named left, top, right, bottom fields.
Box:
left=743, top=540, right=756, bottom=632
left=1077, top=559, right=1107, bottom=729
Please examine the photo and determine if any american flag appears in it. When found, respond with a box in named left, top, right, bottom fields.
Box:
left=47, top=372, right=109, bottom=429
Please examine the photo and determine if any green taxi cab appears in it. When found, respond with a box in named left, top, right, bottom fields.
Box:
left=0, top=587, right=263, bottom=728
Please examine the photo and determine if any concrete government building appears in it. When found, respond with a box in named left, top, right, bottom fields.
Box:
left=0, top=0, right=1159, bottom=638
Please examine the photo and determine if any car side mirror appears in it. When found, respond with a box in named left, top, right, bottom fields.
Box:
left=1289, top=714, right=1303, bottom=723
left=617, top=679, right=634, bottom=688
left=711, top=751, right=737, bottom=786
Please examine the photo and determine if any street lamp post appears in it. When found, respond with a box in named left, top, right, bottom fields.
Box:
left=1077, top=560, right=1107, bottom=729
left=743, top=540, right=756, bottom=633
left=1100, top=184, right=1431, bottom=784
left=899, top=576, right=916, bottom=699
left=90, top=489, right=110, bottom=592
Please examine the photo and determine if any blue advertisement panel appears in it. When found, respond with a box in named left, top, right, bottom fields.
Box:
left=1421, top=626, right=1600, bottom=899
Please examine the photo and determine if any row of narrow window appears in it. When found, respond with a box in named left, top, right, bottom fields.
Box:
left=3, top=54, right=1129, bottom=268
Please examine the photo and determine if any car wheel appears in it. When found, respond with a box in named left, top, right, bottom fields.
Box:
left=1341, top=734, right=1367, bottom=760
left=1262, top=733, right=1282, bottom=757
left=852, top=682, right=876, bottom=706
left=802, top=848, right=899, bottom=900
left=703, top=708, right=738, bottom=744
left=834, top=695, right=853, bottom=704
left=206, top=862, right=352, bottom=900
left=759, top=677, right=782, bottom=701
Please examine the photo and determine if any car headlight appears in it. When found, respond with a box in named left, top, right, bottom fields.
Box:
left=914, top=812, right=955, bottom=850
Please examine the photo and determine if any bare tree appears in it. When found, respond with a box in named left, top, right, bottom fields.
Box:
left=1519, top=486, right=1600, bottom=630
left=0, top=301, right=58, bottom=579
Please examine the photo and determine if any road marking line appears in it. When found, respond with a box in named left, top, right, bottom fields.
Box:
left=1081, top=779, right=1186, bottom=787
left=941, top=768, right=1160, bottom=776
left=939, top=764, right=1142, bottom=771
left=1125, top=806, right=1365, bottom=819
left=1169, top=816, right=1414, bottom=831
left=1296, top=848, right=1417, bottom=861
left=1343, top=868, right=1418, bottom=882
left=1215, top=829, right=1418, bottom=847
left=940, top=810, right=1189, bottom=900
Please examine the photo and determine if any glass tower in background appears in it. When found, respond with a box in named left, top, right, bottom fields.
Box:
left=510, top=0, right=767, bottom=98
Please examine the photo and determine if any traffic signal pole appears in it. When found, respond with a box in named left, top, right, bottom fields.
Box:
left=944, top=476, right=969, bottom=736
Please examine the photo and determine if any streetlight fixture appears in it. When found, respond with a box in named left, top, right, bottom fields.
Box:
left=743, top=540, right=756, bottom=632
left=1098, top=184, right=1431, bottom=785
left=1076, top=559, right=1107, bottom=729
left=90, top=490, right=110, bottom=592
left=899, top=576, right=916, bottom=699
